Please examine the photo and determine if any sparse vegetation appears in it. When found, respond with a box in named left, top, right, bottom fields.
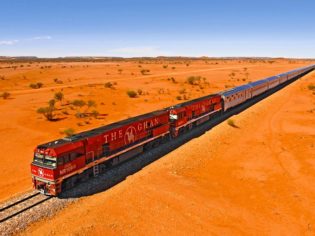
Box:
left=0, top=92, right=11, bottom=99
left=37, top=106, right=55, bottom=121
left=187, top=76, right=201, bottom=85
left=54, top=91, right=64, bottom=105
left=104, top=82, right=114, bottom=88
left=127, top=90, right=137, bottom=98
left=308, top=84, right=315, bottom=91
left=140, top=69, right=150, bottom=75
left=229, top=72, right=236, bottom=80
left=53, top=78, right=63, bottom=84
left=163, top=65, right=168, bottom=69
left=29, top=82, right=43, bottom=89
left=137, top=89, right=143, bottom=95
left=227, top=119, right=238, bottom=128
left=179, top=88, right=186, bottom=94
left=62, top=128, right=75, bottom=137
left=176, top=95, right=182, bottom=100
left=91, top=110, right=99, bottom=118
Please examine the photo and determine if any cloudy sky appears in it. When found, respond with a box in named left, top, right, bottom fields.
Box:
left=1, top=0, right=315, bottom=58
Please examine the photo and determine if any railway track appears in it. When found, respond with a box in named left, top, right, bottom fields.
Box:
left=0, top=192, right=52, bottom=224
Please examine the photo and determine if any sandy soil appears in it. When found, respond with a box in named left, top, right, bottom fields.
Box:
left=0, top=59, right=314, bottom=234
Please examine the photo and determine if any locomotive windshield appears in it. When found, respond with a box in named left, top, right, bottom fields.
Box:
left=33, top=153, right=57, bottom=168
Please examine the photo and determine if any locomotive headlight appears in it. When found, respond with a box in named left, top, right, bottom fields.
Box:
left=170, top=114, right=178, bottom=120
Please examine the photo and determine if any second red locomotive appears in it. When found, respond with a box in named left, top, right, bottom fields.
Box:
left=31, top=94, right=222, bottom=195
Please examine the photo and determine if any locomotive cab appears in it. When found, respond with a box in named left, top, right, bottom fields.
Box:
left=31, top=147, right=58, bottom=195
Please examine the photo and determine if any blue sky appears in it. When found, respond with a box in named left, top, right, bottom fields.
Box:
left=0, top=0, right=314, bottom=58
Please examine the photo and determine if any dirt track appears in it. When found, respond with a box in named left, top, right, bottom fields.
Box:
left=20, top=69, right=315, bottom=235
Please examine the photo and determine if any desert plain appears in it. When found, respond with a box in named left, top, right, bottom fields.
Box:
left=0, top=58, right=315, bottom=235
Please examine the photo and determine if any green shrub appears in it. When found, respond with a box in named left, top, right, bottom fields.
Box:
left=63, top=128, right=75, bottom=137
left=140, top=69, right=150, bottom=75
left=1, top=92, right=10, bottom=99
left=137, top=89, right=143, bottom=95
left=179, top=88, right=186, bottom=94
left=104, top=82, right=113, bottom=88
left=308, top=84, right=315, bottom=91
left=227, top=119, right=238, bottom=128
left=127, top=90, right=137, bottom=98
left=54, top=91, right=64, bottom=105
left=37, top=106, right=55, bottom=121
left=91, top=110, right=99, bottom=118
left=187, top=76, right=201, bottom=85
left=30, top=82, right=43, bottom=89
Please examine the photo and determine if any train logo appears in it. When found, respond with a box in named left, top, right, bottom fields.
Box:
left=124, top=126, right=137, bottom=145
left=38, top=168, right=44, bottom=177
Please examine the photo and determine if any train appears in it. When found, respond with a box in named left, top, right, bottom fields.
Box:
left=31, top=64, right=315, bottom=196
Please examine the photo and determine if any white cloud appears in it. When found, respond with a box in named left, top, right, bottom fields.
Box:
left=0, top=40, right=19, bottom=45
left=108, top=46, right=170, bottom=57
left=29, top=36, right=52, bottom=40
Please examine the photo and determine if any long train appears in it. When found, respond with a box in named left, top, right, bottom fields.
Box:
left=31, top=64, right=315, bottom=196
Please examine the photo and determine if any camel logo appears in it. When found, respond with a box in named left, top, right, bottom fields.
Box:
left=38, top=168, right=44, bottom=177
left=124, top=126, right=137, bottom=145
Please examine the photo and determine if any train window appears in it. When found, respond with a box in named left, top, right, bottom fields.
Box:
left=57, top=157, right=64, bottom=166
left=43, top=155, right=57, bottom=168
left=63, top=155, right=69, bottom=164
left=34, top=153, right=44, bottom=164
left=70, top=153, right=77, bottom=161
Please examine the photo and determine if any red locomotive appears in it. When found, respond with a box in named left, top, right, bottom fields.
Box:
left=31, top=94, right=222, bottom=195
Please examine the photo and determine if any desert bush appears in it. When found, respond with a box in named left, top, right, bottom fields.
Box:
left=172, top=67, right=176, bottom=70
left=176, top=95, right=182, bottom=100
left=91, top=110, right=99, bottom=118
left=308, top=84, right=315, bottom=91
left=48, top=99, right=56, bottom=108
left=140, top=69, right=150, bottom=75
left=62, top=128, right=75, bottom=137
left=1, top=92, right=10, bottom=99
left=30, top=82, right=43, bottom=89
left=179, top=88, right=186, bottom=94
left=127, top=90, right=137, bottom=98
left=229, top=72, right=236, bottom=80
left=118, top=69, right=123, bottom=74
left=0, top=75, right=5, bottom=80
left=163, top=65, right=168, bottom=69
left=137, top=89, right=143, bottom=95
left=227, top=119, right=238, bottom=128
left=54, top=91, right=64, bottom=105
left=37, top=106, right=55, bottom=121
left=187, top=76, right=201, bottom=85
left=86, top=100, right=97, bottom=112
left=62, top=110, right=69, bottom=115
left=53, top=78, right=63, bottom=84
left=104, top=82, right=114, bottom=88
left=71, top=99, right=86, bottom=108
